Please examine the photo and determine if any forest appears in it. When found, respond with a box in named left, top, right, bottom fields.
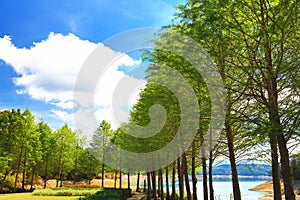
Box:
left=0, top=0, right=300, bottom=200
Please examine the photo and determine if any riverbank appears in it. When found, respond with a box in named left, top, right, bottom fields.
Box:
left=250, top=180, right=300, bottom=200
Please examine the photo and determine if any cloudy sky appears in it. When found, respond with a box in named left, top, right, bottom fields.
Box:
left=0, top=0, right=184, bottom=132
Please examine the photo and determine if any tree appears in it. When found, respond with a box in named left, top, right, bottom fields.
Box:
left=172, top=1, right=300, bottom=199
left=76, top=148, right=100, bottom=184
left=90, top=120, right=113, bottom=187
left=36, top=121, right=54, bottom=189
left=0, top=109, right=19, bottom=192
left=223, top=1, right=299, bottom=199
left=53, top=124, right=76, bottom=187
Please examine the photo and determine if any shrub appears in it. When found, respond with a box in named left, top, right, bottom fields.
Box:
left=32, top=188, right=100, bottom=196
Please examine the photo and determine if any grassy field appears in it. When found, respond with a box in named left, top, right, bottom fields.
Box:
left=0, top=193, right=79, bottom=200
left=0, top=187, right=131, bottom=200
left=32, top=187, right=99, bottom=196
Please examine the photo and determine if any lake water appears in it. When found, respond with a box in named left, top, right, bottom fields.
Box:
left=167, top=177, right=271, bottom=200
left=195, top=180, right=267, bottom=200
left=134, top=176, right=271, bottom=199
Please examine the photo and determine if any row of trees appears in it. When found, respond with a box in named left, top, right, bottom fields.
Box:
left=0, top=109, right=101, bottom=192
left=104, top=0, right=299, bottom=200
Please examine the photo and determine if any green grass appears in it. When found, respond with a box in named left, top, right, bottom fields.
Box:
left=32, top=188, right=100, bottom=196
left=79, top=188, right=132, bottom=200
left=0, top=188, right=131, bottom=200
left=0, top=193, right=79, bottom=199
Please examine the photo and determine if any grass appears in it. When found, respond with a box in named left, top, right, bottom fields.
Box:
left=0, top=188, right=131, bottom=200
left=0, top=193, right=79, bottom=199
left=79, top=188, right=132, bottom=200
left=32, top=188, right=100, bottom=196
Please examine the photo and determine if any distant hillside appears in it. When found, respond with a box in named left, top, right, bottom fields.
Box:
left=212, top=164, right=272, bottom=176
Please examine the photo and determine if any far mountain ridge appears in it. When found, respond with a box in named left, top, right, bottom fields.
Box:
left=212, top=163, right=272, bottom=176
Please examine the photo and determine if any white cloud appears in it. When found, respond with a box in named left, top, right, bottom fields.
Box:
left=51, top=100, right=74, bottom=109
left=51, top=109, right=75, bottom=124
left=0, top=33, right=97, bottom=103
left=0, top=33, right=146, bottom=131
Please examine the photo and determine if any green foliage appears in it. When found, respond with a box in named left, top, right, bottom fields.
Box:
left=75, top=149, right=100, bottom=181
left=32, top=188, right=100, bottom=196
left=53, top=124, right=77, bottom=182
left=0, top=109, right=102, bottom=191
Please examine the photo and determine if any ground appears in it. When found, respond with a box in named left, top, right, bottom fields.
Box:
left=250, top=180, right=300, bottom=200
left=0, top=193, right=78, bottom=200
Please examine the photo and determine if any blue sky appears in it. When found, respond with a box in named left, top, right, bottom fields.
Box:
left=0, top=0, right=185, bottom=131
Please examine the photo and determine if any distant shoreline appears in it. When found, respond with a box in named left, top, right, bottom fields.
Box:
left=195, top=175, right=272, bottom=181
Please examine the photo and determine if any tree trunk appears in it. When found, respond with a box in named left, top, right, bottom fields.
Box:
left=43, top=156, right=49, bottom=189
left=177, top=158, right=184, bottom=200
left=119, top=170, right=122, bottom=189
left=192, top=142, right=198, bottom=200
left=278, top=132, right=295, bottom=199
left=151, top=171, right=157, bottom=200
left=127, top=172, right=130, bottom=189
left=73, top=163, right=77, bottom=184
left=166, top=167, right=170, bottom=200
left=56, top=152, right=62, bottom=188
left=21, top=157, right=26, bottom=191
left=158, top=170, right=161, bottom=198
left=56, top=178, right=59, bottom=188
left=114, top=170, right=117, bottom=188
left=268, top=89, right=285, bottom=200
left=147, top=172, right=151, bottom=200
left=159, top=168, right=164, bottom=200
left=182, top=152, right=191, bottom=200
left=101, top=163, right=105, bottom=188
left=171, top=162, right=176, bottom=200
left=202, top=156, right=208, bottom=200
left=14, top=143, right=24, bottom=191
left=30, top=167, right=35, bottom=191
left=209, top=150, right=215, bottom=200
left=225, top=121, right=242, bottom=200
left=136, top=172, right=140, bottom=192
left=60, top=172, right=63, bottom=187
left=73, top=144, right=78, bottom=184
left=269, top=135, right=282, bottom=200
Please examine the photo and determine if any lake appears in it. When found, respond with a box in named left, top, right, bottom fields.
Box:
left=170, top=177, right=272, bottom=200
left=134, top=176, right=271, bottom=199
left=195, top=180, right=268, bottom=200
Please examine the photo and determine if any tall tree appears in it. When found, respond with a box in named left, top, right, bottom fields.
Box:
left=54, top=124, right=76, bottom=187
left=35, top=120, right=54, bottom=189
left=90, top=120, right=113, bottom=188
left=0, top=109, right=20, bottom=192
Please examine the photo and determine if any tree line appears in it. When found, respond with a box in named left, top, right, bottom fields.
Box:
left=110, top=0, right=299, bottom=200
left=0, top=109, right=103, bottom=192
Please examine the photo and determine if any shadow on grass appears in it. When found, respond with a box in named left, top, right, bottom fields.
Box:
left=79, top=188, right=132, bottom=200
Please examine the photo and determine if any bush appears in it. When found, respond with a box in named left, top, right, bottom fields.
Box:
left=32, top=187, right=132, bottom=199
left=32, top=188, right=100, bottom=196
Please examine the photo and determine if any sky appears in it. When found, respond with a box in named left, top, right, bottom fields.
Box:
left=0, top=0, right=185, bottom=133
